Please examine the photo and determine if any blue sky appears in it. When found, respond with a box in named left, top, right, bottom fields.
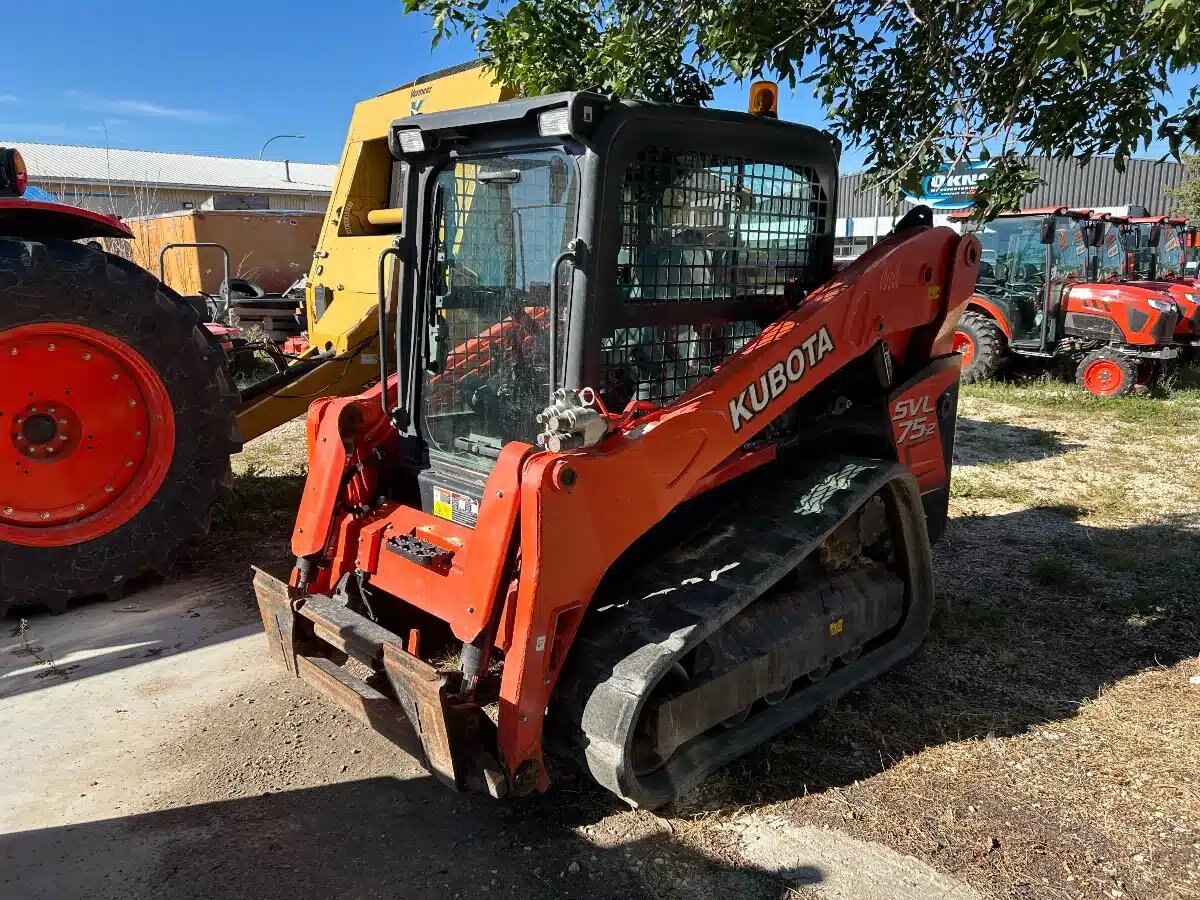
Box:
left=0, top=0, right=835, bottom=165
left=1, top=1, right=1194, bottom=172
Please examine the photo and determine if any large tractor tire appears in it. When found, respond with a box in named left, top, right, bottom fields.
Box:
left=1075, top=348, right=1138, bottom=397
left=953, top=310, right=1005, bottom=384
left=0, top=239, right=241, bottom=614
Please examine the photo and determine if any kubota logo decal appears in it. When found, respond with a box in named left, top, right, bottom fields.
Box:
left=729, top=326, right=835, bottom=432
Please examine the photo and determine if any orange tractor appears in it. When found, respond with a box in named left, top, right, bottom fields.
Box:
left=252, top=91, right=979, bottom=806
left=1094, top=214, right=1200, bottom=351
left=952, top=207, right=1181, bottom=395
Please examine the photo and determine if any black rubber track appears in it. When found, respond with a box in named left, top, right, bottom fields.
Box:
left=0, top=239, right=241, bottom=614
left=549, top=459, right=935, bottom=809
left=956, top=310, right=1006, bottom=384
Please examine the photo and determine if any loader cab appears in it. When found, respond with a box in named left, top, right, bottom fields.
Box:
left=385, top=93, right=837, bottom=520
left=969, top=207, right=1092, bottom=352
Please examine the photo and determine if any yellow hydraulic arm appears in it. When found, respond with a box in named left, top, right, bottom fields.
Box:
left=235, top=61, right=511, bottom=440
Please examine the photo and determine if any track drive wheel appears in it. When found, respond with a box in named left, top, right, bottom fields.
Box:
left=1075, top=349, right=1138, bottom=397
left=0, top=239, right=241, bottom=614
left=953, top=311, right=1005, bottom=384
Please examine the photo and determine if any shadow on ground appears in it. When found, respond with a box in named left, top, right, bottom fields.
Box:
left=953, top=417, right=1080, bottom=466
left=0, top=775, right=797, bottom=900
left=668, top=506, right=1199, bottom=813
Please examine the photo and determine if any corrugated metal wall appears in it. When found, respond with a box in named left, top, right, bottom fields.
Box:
left=32, top=181, right=329, bottom=219
left=838, top=156, right=1187, bottom=217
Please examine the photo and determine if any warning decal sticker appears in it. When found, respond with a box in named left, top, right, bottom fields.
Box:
left=433, top=486, right=480, bottom=528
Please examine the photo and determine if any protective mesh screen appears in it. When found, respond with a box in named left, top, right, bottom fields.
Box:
left=617, top=147, right=829, bottom=304
left=600, top=321, right=763, bottom=404
left=602, top=146, right=828, bottom=405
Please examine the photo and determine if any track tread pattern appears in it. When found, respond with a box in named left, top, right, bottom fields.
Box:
left=0, top=239, right=241, bottom=614
left=552, top=459, right=932, bottom=809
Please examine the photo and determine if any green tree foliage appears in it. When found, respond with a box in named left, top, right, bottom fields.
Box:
left=1168, top=155, right=1200, bottom=218
left=404, top=0, right=1199, bottom=215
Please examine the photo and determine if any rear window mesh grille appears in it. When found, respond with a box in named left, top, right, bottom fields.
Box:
left=618, top=146, right=829, bottom=304
left=600, top=321, right=763, bottom=405
left=601, top=145, right=828, bottom=407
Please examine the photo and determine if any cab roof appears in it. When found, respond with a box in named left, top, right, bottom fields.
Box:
left=387, top=89, right=841, bottom=163
left=948, top=206, right=1085, bottom=221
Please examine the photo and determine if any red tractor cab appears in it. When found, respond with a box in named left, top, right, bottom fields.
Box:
left=951, top=207, right=1180, bottom=395
left=1095, top=213, right=1200, bottom=349
left=1122, top=215, right=1192, bottom=282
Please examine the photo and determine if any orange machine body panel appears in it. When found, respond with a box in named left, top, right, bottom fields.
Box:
left=289, top=223, right=980, bottom=786
left=1059, top=282, right=1179, bottom=346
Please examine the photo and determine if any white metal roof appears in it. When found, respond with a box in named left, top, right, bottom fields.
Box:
left=6, top=142, right=336, bottom=194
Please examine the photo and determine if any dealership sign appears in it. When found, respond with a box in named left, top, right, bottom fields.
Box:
left=901, top=159, right=995, bottom=210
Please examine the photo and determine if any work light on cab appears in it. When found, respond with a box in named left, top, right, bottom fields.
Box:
left=395, top=129, right=427, bottom=154
left=536, top=107, right=571, bottom=137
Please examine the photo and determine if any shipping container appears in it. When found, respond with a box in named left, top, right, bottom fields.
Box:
left=122, top=209, right=322, bottom=296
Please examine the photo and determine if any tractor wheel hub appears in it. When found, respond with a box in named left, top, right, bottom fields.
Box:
left=21, top=412, right=57, bottom=445
left=0, top=322, right=175, bottom=546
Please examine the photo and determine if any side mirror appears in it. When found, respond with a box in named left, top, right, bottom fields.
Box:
left=1086, top=220, right=1105, bottom=248
left=1149, top=223, right=1163, bottom=247
left=1039, top=215, right=1056, bottom=244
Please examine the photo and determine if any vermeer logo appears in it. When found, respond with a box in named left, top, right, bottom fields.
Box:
left=729, top=326, right=835, bottom=432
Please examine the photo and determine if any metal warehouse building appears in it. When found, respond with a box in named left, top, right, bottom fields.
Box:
left=6, top=142, right=336, bottom=219
left=835, top=155, right=1188, bottom=257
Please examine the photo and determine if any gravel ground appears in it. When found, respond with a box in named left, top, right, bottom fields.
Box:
left=3, top=380, right=1198, bottom=900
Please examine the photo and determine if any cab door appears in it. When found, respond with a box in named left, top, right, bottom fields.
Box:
left=974, top=216, right=1051, bottom=348
left=1048, top=216, right=1091, bottom=344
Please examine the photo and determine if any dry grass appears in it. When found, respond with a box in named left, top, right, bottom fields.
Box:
left=670, top=374, right=1200, bottom=899
left=210, top=378, right=1200, bottom=898
left=181, top=417, right=308, bottom=575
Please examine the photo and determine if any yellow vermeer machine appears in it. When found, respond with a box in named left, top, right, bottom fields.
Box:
left=0, top=62, right=507, bottom=612
left=239, top=62, right=512, bottom=438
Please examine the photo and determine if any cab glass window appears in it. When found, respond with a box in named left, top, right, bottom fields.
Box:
left=422, top=152, right=578, bottom=470
left=1051, top=217, right=1089, bottom=283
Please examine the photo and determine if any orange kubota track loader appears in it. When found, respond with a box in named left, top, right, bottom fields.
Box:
left=253, top=91, right=980, bottom=807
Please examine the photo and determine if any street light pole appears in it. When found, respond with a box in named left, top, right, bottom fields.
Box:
left=258, top=134, right=306, bottom=159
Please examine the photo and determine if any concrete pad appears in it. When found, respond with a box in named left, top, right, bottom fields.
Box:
left=731, top=813, right=982, bottom=900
